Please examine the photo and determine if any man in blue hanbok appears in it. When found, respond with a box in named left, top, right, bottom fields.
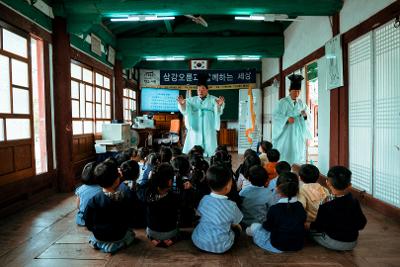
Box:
left=272, top=74, right=312, bottom=165
left=177, top=75, right=225, bottom=157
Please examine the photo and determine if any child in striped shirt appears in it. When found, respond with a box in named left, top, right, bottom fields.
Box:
left=192, top=164, right=243, bottom=254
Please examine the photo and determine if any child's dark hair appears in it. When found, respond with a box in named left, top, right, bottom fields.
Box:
left=241, top=154, right=261, bottom=177
left=189, top=145, right=204, bottom=159
left=277, top=172, right=299, bottom=200
left=171, top=147, right=182, bottom=158
left=124, top=147, right=138, bottom=159
left=120, top=160, right=140, bottom=181
left=215, top=145, right=229, bottom=153
left=146, top=152, right=160, bottom=166
left=244, top=148, right=257, bottom=159
left=260, top=141, right=273, bottom=153
left=160, top=146, right=172, bottom=163
left=267, top=149, right=280, bottom=162
left=206, top=164, right=232, bottom=192
left=210, top=149, right=232, bottom=170
left=115, top=150, right=131, bottom=166
left=248, top=165, right=268, bottom=187
left=81, top=161, right=98, bottom=185
left=190, top=154, right=209, bottom=184
left=276, top=161, right=291, bottom=175
left=138, top=147, right=150, bottom=161
left=299, top=164, right=320, bottom=183
left=171, top=155, right=191, bottom=177
left=149, top=163, right=175, bottom=191
left=94, top=160, right=119, bottom=188
left=327, top=166, right=352, bottom=190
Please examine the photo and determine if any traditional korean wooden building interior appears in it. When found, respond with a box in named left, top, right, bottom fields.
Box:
left=0, top=0, right=399, bottom=266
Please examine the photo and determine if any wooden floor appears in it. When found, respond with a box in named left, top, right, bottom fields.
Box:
left=0, top=154, right=400, bottom=267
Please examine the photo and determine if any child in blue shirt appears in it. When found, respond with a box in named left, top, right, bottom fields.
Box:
left=266, top=161, right=291, bottom=207
left=135, top=147, right=149, bottom=185
left=75, top=161, right=102, bottom=226
left=239, top=165, right=271, bottom=227
left=83, top=160, right=135, bottom=254
left=247, top=171, right=306, bottom=253
left=192, top=164, right=243, bottom=254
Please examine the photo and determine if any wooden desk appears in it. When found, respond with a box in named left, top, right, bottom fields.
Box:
left=133, top=128, right=158, bottom=147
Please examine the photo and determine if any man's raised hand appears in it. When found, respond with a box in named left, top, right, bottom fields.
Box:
left=177, top=95, right=186, bottom=105
left=216, top=96, right=225, bottom=107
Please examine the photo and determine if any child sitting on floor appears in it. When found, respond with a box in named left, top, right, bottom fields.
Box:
left=234, top=149, right=257, bottom=180
left=192, top=165, right=243, bottom=254
left=139, top=152, right=160, bottom=186
left=160, top=146, right=173, bottom=163
left=171, top=155, right=195, bottom=227
left=247, top=171, right=306, bottom=253
left=145, top=163, right=180, bottom=247
left=267, top=161, right=291, bottom=206
left=297, top=164, right=329, bottom=223
left=236, top=154, right=261, bottom=191
left=239, top=165, right=271, bottom=227
left=119, top=159, right=145, bottom=228
left=190, top=154, right=210, bottom=207
left=258, top=140, right=273, bottom=166
left=75, top=161, right=102, bottom=226
left=135, top=147, right=149, bottom=185
left=83, top=160, right=135, bottom=254
left=310, top=166, right=367, bottom=251
left=264, top=149, right=280, bottom=182
left=211, top=148, right=242, bottom=205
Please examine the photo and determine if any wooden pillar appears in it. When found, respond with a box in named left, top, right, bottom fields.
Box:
left=339, top=42, right=349, bottom=167
left=53, top=17, right=74, bottom=191
left=329, top=12, right=348, bottom=167
left=114, top=59, right=124, bottom=121
left=278, top=56, right=285, bottom=99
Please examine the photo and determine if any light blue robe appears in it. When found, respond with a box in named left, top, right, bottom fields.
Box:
left=178, top=94, right=224, bottom=157
left=272, top=96, right=312, bottom=165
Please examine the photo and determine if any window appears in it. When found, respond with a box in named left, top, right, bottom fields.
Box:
left=0, top=26, right=31, bottom=142
left=349, top=19, right=400, bottom=207
left=70, top=61, right=112, bottom=135
left=94, top=72, right=112, bottom=133
left=123, top=87, right=137, bottom=123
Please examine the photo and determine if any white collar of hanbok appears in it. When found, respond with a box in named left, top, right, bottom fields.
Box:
left=277, top=196, right=298, bottom=203
left=210, top=192, right=228, bottom=199
left=286, top=96, right=298, bottom=105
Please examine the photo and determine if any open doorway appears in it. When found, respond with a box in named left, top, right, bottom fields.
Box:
left=305, top=62, right=318, bottom=164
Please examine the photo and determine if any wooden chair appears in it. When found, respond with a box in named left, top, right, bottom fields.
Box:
left=219, top=128, right=237, bottom=152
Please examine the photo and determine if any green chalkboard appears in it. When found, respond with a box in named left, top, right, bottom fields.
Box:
left=179, top=90, right=239, bottom=121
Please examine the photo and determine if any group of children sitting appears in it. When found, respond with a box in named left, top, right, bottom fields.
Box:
left=75, top=141, right=367, bottom=254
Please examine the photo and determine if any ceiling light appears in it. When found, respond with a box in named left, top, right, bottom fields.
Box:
left=242, top=56, right=261, bottom=61
left=234, top=15, right=264, bottom=21
left=111, top=15, right=175, bottom=22
left=145, top=16, right=175, bottom=21
left=145, top=56, right=185, bottom=61
left=165, top=56, right=185, bottom=61
left=217, top=56, right=237, bottom=61
left=111, top=16, right=140, bottom=22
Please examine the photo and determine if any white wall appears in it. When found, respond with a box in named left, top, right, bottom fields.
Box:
left=259, top=0, right=395, bottom=169
left=340, top=0, right=396, bottom=33
left=283, top=16, right=332, bottom=69
left=261, top=58, right=279, bottom=82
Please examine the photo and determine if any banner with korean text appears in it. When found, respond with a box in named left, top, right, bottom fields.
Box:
left=139, top=69, right=256, bottom=90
